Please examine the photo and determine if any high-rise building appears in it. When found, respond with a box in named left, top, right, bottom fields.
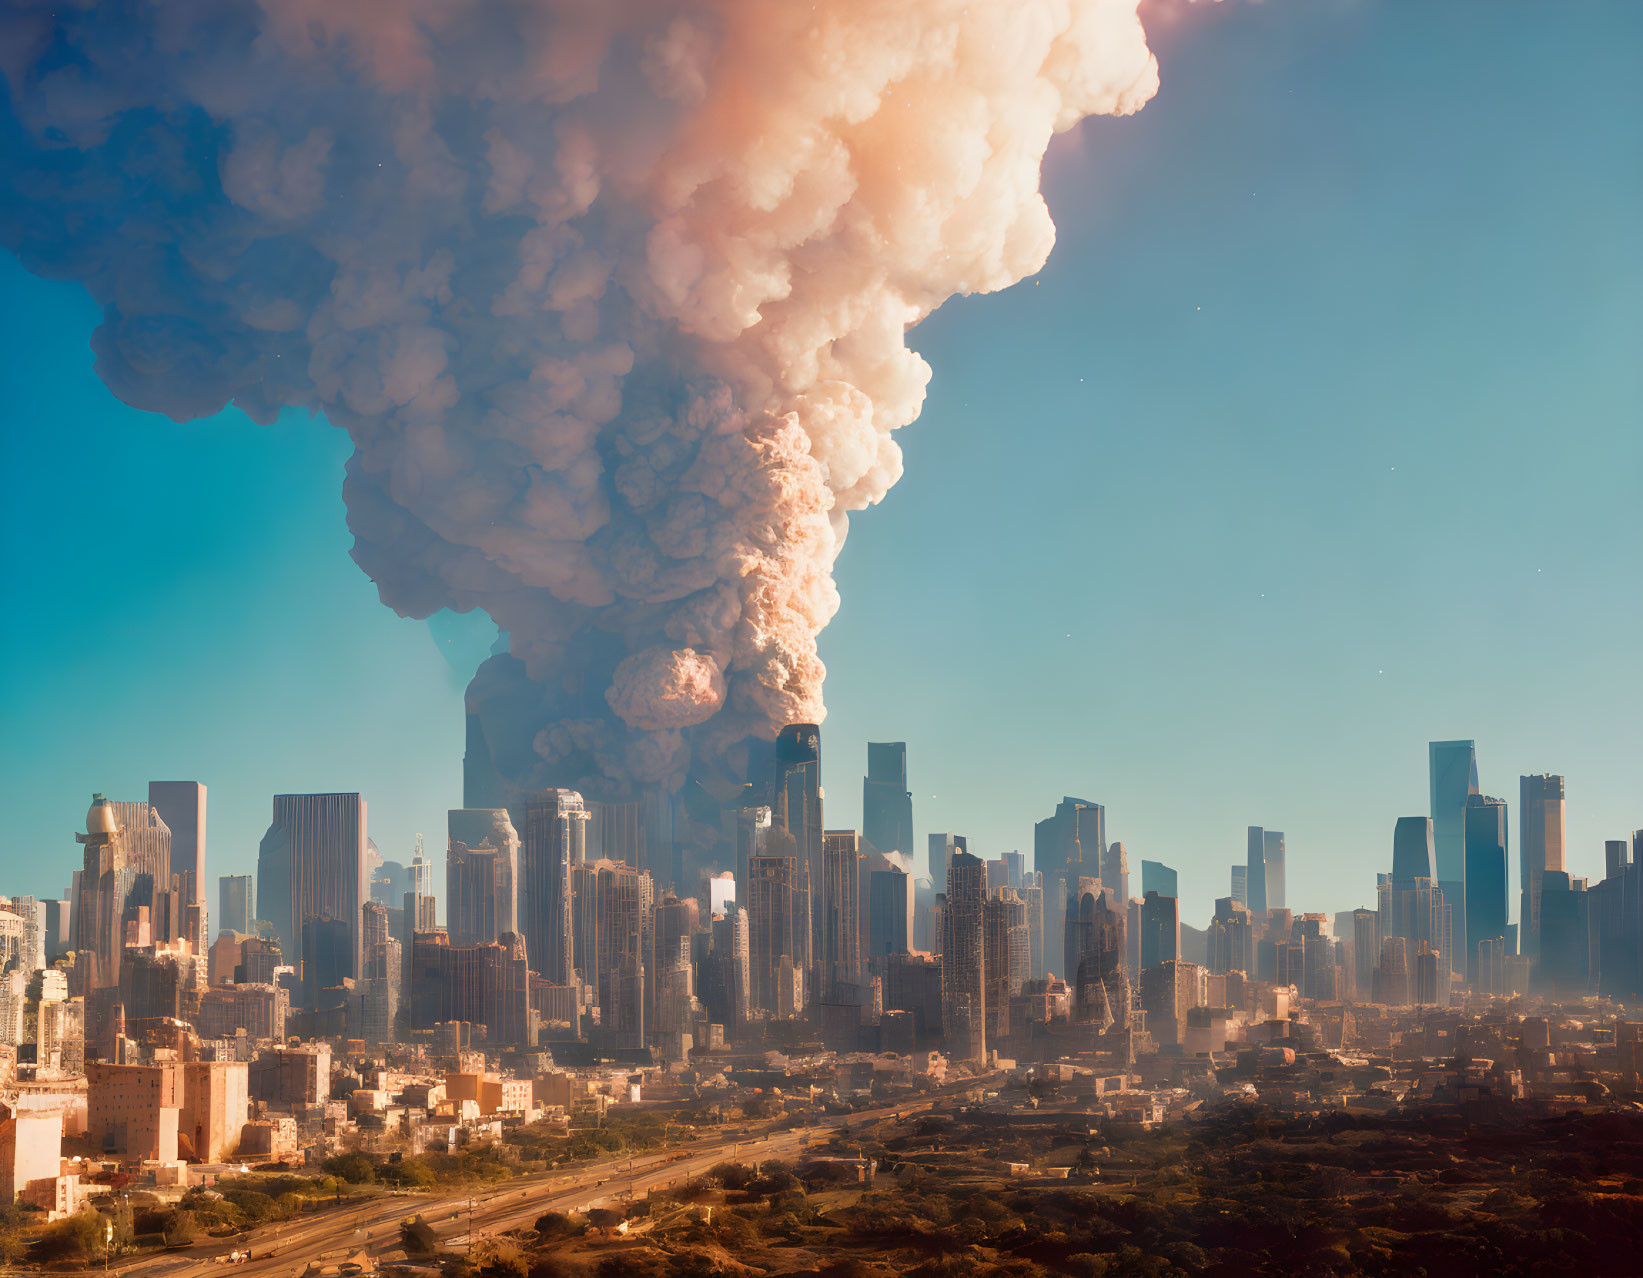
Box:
left=819, top=831, right=862, bottom=996
left=570, top=858, right=648, bottom=1047
left=406, top=930, right=531, bottom=1047
left=1592, top=840, right=1640, bottom=1001
left=983, top=888, right=1029, bottom=1040
left=446, top=809, right=520, bottom=949
left=1229, top=865, right=1247, bottom=907
left=75, top=795, right=173, bottom=990
left=1140, top=890, right=1179, bottom=970
left=1429, top=741, right=1479, bottom=973
left=928, top=833, right=967, bottom=900
left=1022, top=873, right=1045, bottom=980
left=1102, top=841, right=1130, bottom=912
left=1245, top=827, right=1268, bottom=914
left=1139, top=960, right=1205, bottom=1047
left=1351, top=908, right=1380, bottom=1000
left=705, top=907, right=751, bottom=1035
left=1035, top=798, right=1103, bottom=988
left=1262, top=831, right=1286, bottom=911
left=1462, top=794, right=1509, bottom=984
left=148, top=782, right=207, bottom=915
left=520, top=790, right=587, bottom=984
left=1140, top=860, right=1178, bottom=899
left=941, top=851, right=987, bottom=1061
left=1209, top=898, right=1252, bottom=976
left=767, top=725, right=821, bottom=991
left=1537, top=870, right=1589, bottom=992
left=862, top=742, right=914, bottom=859
left=258, top=794, right=368, bottom=989
left=1375, top=936, right=1411, bottom=1005
left=747, top=849, right=797, bottom=1018
left=219, top=875, right=254, bottom=937
left=1519, top=774, right=1566, bottom=959
left=1391, top=817, right=1435, bottom=881
left=864, top=851, right=913, bottom=960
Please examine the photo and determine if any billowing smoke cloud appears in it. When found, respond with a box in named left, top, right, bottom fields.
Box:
left=1, top=0, right=1159, bottom=800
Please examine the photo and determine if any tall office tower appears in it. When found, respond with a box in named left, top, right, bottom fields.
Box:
left=941, top=851, right=987, bottom=1060
left=1463, top=794, right=1509, bottom=983
left=148, top=781, right=207, bottom=918
left=864, top=851, right=913, bottom=959
left=727, top=802, right=771, bottom=911
left=569, top=858, right=647, bottom=1046
left=767, top=724, right=821, bottom=990
left=301, top=916, right=353, bottom=1010
left=1262, top=831, right=1286, bottom=911
left=1245, top=827, right=1268, bottom=914
left=407, top=930, right=532, bottom=1047
left=1139, top=960, right=1206, bottom=1047
left=747, top=847, right=797, bottom=1017
left=1519, top=774, right=1566, bottom=959
left=1023, top=874, right=1045, bottom=980
left=1000, top=851, right=1026, bottom=887
left=1375, top=936, right=1411, bottom=1005
left=446, top=809, right=520, bottom=948
left=358, top=935, right=400, bottom=1044
left=75, top=795, right=173, bottom=990
left=1537, top=871, right=1590, bottom=992
left=862, top=742, right=914, bottom=858
left=1102, top=841, right=1130, bottom=912
left=219, top=876, right=254, bottom=936
left=43, top=898, right=73, bottom=963
left=1428, top=740, right=1479, bottom=971
left=1229, top=865, right=1247, bottom=907
left=818, top=831, right=862, bottom=997
left=361, top=898, right=389, bottom=951
left=1392, top=817, right=1435, bottom=880
left=705, top=907, right=751, bottom=1034
left=1209, top=898, right=1253, bottom=976
left=983, top=889, right=1028, bottom=1040
left=408, top=835, right=434, bottom=900
left=1139, top=890, right=1180, bottom=970
left=984, top=858, right=1010, bottom=894
left=1351, top=908, right=1380, bottom=999
left=1034, top=798, right=1103, bottom=987
left=1065, top=881, right=1128, bottom=1027
left=1413, top=944, right=1443, bottom=1006
left=258, top=794, right=368, bottom=988
left=1592, top=841, right=1640, bottom=1001
left=520, top=790, right=587, bottom=983
left=928, top=833, right=967, bottom=900
left=1140, top=860, right=1178, bottom=899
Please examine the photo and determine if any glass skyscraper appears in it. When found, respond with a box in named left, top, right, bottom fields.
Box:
left=1429, top=740, right=1478, bottom=973
left=1141, top=859, right=1178, bottom=899
left=1462, top=793, right=1508, bottom=984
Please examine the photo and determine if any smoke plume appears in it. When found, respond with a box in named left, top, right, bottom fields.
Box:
left=1, top=1, right=1159, bottom=799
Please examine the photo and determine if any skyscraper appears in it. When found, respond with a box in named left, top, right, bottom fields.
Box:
left=1462, top=793, right=1509, bottom=984
left=1101, top=841, right=1130, bottom=913
left=1519, top=774, right=1566, bottom=959
left=1245, top=827, right=1268, bottom=914
left=864, top=851, right=913, bottom=960
left=1391, top=817, right=1435, bottom=881
left=257, top=793, right=368, bottom=988
left=148, top=781, right=207, bottom=914
left=1035, top=798, right=1104, bottom=985
left=218, top=875, right=254, bottom=936
left=941, top=851, right=987, bottom=1061
left=1428, top=740, right=1478, bottom=971
left=446, top=809, right=520, bottom=948
left=521, top=790, right=587, bottom=984
left=767, top=724, right=821, bottom=990
left=819, top=830, right=862, bottom=996
left=1262, top=831, right=1286, bottom=911
left=928, top=832, right=967, bottom=899
left=1140, top=860, right=1178, bottom=899
left=1230, top=865, right=1247, bottom=907
left=747, top=841, right=797, bottom=1017
left=1140, top=890, right=1180, bottom=970
left=76, top=795, right=173, bottom=990
left=862, top=742, right=914, bottom=858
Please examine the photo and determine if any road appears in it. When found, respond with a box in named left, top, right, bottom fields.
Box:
left=120, top=1082, right=982, bottom=1278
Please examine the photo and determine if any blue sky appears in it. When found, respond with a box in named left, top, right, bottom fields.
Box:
left=2, top=0, right=1639, bottom=924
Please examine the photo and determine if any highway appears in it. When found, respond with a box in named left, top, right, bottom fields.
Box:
left=120, top=1084, right=979, bottom=1277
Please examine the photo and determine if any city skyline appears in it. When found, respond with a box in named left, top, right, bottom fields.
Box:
left=3, top=0, right=1640, bottom=927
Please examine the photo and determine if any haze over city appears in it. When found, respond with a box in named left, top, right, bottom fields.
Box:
left=3, top=0, right=1638, bottom=925
left=0, top=3, right=1639, bottom=1273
